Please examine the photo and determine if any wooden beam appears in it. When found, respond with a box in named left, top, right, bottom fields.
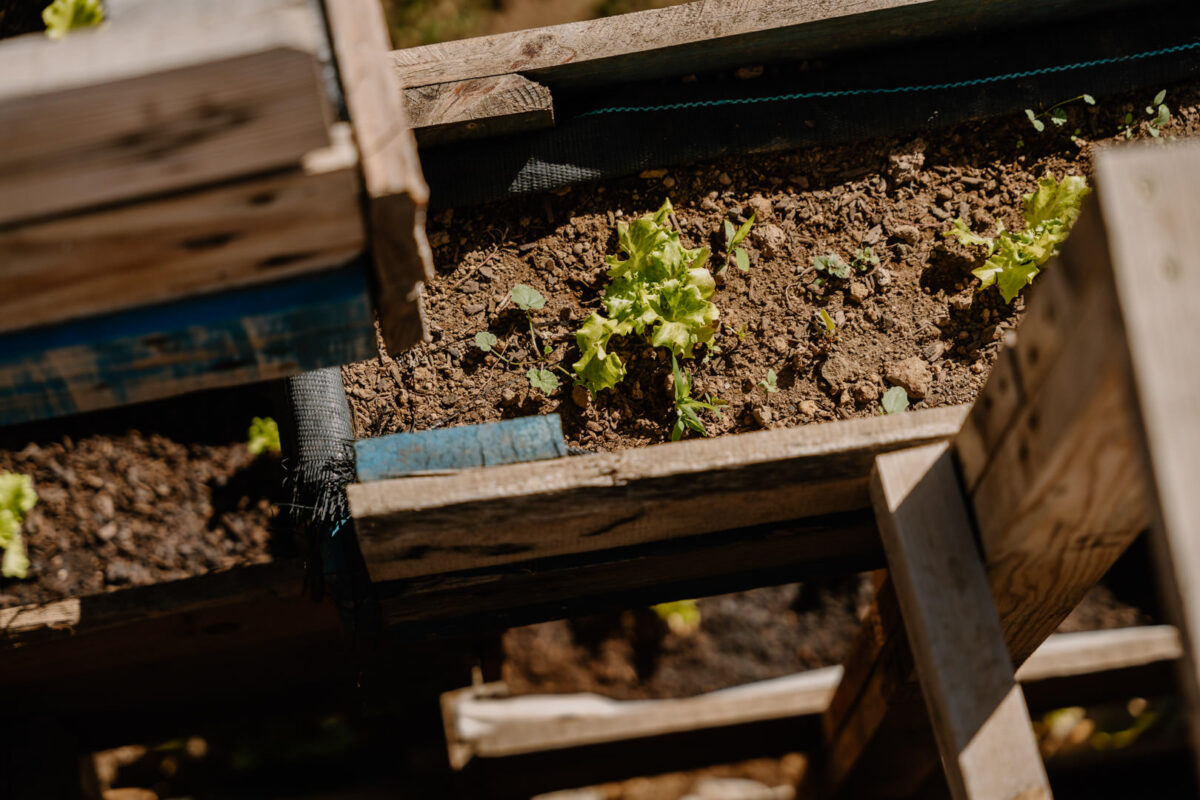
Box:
left=0, top=126, right=362, bottom=334
left=348, top=405, right=967, bottom=583
left=0, top=0, right=333, bottom=225
left=826, top=183, right=1154, bottom=797
left=389, top=0, right=1151, bottom=92
left=871, top=443, right=1049, bottom=800
left=323, top=0, right=432, bottom=353
left=376, top=510, right=882, bottom=638
left=406, top=74, right=554, bottom=148
left=0, top=263, right=375, bottom=426
left=1094, top=140, right=1200, bottom=785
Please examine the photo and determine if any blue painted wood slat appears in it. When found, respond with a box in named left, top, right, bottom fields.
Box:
left=355, top=414, right=569, bottom=481
left=0, top=263, right=376, bottom=427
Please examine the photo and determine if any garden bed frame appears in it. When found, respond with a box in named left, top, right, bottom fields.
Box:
left=4, top=2, right=1200, bottom=797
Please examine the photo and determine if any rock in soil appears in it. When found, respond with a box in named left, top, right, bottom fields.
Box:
left=884, top=356, right=933, bottom=400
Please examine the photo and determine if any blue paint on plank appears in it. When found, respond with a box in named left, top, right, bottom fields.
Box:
left=0, top=264, right=376, bottom=426
left=355, top=414, right=568, bottom=481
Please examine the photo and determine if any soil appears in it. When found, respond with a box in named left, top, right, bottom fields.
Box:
left=0, top=384, right=292, bottom=609
left=342, top=82, right=1200, bottom=451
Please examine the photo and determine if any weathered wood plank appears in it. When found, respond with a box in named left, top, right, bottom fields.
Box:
left=0, top=126, right=363, bottom=334
left=390, top=0, right=1150, bottom=92
left=1095, top=140, right=1200, bottom=786
left=406, top=74, right=554, bottom=147
left=356, top=414, right=567, bottom=481
left=323, top=0, right=432, bottom=353
left=829, top=185, right=1155, bottom=798
left=0, top=0, right=333, bottom=225
left=871, top=444, right=1049, bottom=800
left=443, top=625, right=1180, bottom=769
left=349, top=405, right=968, bottom=582
left=0, top=263, right=375, bottom=425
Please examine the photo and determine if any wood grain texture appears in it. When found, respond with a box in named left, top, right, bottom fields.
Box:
left=0, top=264, right=375, bottom=425
left=349, top=405, right=968, bottom=582
left=872, top=444, right=1049, bottom=800
left=407, top=74, right=554, bottom=147
left=323, top=0, right=432, bottom=353
left=0, top=0, right=332, bottom=225
left=0, top=126, right=363, bottom=334
left=1095, top=140, right=1200, bottom=787
left=390, top=0, right=1149, bottom=91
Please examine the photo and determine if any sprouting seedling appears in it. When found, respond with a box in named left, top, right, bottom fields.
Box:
left=734, top=324, right=748, bottom=343
left=247, top=417, right=281, bottom=455
left=758, top=368, right=778, bottom=399
left=671, top=354, right=726, bottom=441
left=478, top=288, right=570, bottom=397
left=1147, top=89, right=1170, bottom=139
left=1025, top=94, right=1095, bottom=132
left=0, top=472, right=36, bottom=579
left=851, top=247, right=880, bottom=273
left=42, top=0, right=103, bottom=38
left=816, top=308, right=839, bottom=341
left=882, top=386, right=909, bottom=415
left=721, top=213, right=755, bottom=273
left=812, top=254, right=849, bottom=282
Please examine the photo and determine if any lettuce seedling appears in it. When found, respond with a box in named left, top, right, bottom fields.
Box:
left=852, top=247, right=880, bottom=273
left=247, top=417, right=281, bottom=455
left=574, top=200, right=718, bottom=393
left=671, top=355, right=726, bottom=441
left=43, top=0, right=102, bottom=38
left=0, top=472, right=36, bottom=579
left=946, top=174, right=1090, bottom=302
left=813, top=254, right=849, bottom=280
left=722, top=213, right=755, bottom=273
left=758, top=368, right=778, bottom=398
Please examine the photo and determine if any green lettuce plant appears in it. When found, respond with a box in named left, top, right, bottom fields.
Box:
left=43, top=0, right=103, bottom=38
left=946, top=174, right=1090, bottom=302
left=247, top=417, right=281, bottom=455
left=0, top=473, right=36, bottom=579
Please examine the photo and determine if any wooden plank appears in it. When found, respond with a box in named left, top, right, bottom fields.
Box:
left=376, top=510, right=882, bottom=638
left=389, top=0, right=1150, bottom=91
left=871, top=443, right=1049, bottom=800
left=441, top=626, right=1180, bottom=772
left=355, top=414, right=568, bottom=481
left=0, top=0, right=333, bottom=225
left=829, top=187, right=1155, bottom=798
left=1095, top=140, right=1200, bottom=786
left=0, top=263, right=375, bottom=426
left=406, top=74, right=554, bottom=147
left=0, top=125, right=363, bottom=334
left=349, top=405, right=968, bottom=582
left=323, top=0, right=432, bottom=353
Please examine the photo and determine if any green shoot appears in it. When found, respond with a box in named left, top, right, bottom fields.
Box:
left=813, top=254, right=849, bottom=280
left=671, top=354, right=726, bottom=441
left=945, top=174, right=1089, bottom=302
left=851, top=247, right=880, bottom=273
left=882, top=386, right=909, bottom=415
left=1122, top=90, right=1171, bottom=140
left=0, top=472, right=36, bottom=579
left=247, top=417, right=281, bottom=456
left=474, top=331, right=499, bottom=352
left=721, top=213, right=755, bottom=273
left=510, top=284, right=545, bottom=311
left=758, top=368, right=778, bottom=398
left=817, top=308, right=838, bottom=341
left=526, top=368, right=559, bottom=394
left=734, top=324, right=748, bottom=343
left=652, top=599, right=701, bottom=635
left=1025, top=94, right=1095, bottom=132
left=42, top=0, right=102, bottom=38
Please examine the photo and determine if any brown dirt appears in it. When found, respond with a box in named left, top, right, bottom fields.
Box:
left=342, top=83, right=1200, bottom=450
left=0, top=385, right=291, bottom=608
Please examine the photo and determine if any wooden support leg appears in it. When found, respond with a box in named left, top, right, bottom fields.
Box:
left=871, top=444, right=1049, bottom=800
left=1095, top=141, right=1200, bottom=786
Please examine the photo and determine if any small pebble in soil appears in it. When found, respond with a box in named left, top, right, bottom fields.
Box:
left=572, top=385, right=590, bottom=409
left=884, top=356, right=933, bottom=399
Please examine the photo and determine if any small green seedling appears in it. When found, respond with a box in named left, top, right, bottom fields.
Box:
left=1025, top=94, right=1095, bottom=132
left=247, top=417, right=281, bottom=455
left=816, top=308, right=839, bottom=341
left=510, top=284, right=545, bottom=312
left=652, top=599, right=701, bottom=635
left=722, top=213, right=755, bottom=273
left=882, top=386, right=909, bottom=415
left=0, top=472, right=36, bottom=579
left=813, top=254, right=849, bottom=281
left=1121, top=90, right=1171, bottom=140
left=474, top=331, right=498, bottom=352
left=671, top=354, right=726, bottom=441
left=42, top=0, right=103, bottom=38
left=758, top=368, right=778, bottom=398
left=734, top=324, right=748, bottom=343
left=851, top=247, right=880, bottom=273
left=526, top=368, right=559, bottom=394
left=476, top=285, right=571, bottom=397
